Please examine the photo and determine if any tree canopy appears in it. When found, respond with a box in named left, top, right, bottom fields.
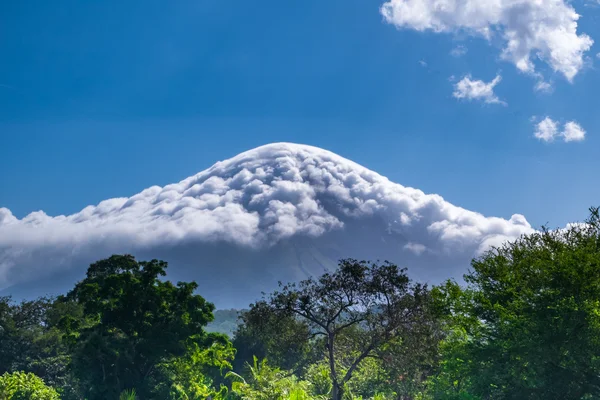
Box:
left=250, top=259, right=440, bottom=400
left=430, top=207, right=600, bottom=399
left=60, top=254, right=230, bottom=399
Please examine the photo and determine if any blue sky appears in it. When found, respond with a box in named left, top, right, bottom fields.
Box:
left=1, top=0, right=599, bottom=228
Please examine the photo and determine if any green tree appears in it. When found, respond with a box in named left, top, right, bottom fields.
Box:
left=436, top=207, right=600, bottom=399
left=61, top=254, right=226, bottom=399
left=257, top=259, right=438, bottom=400
left=233, top=301, right=319, bottom=376
left=0, top=371, right=60, bottom=400
left=0, top=297, right=79, bottom=398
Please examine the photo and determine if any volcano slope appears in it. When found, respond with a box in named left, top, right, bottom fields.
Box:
left=0, top=143, right=532, bottom=308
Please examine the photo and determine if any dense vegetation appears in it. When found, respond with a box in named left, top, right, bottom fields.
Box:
left=2, top=208, right=600, bottom=399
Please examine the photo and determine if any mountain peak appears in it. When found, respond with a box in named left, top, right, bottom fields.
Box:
left=0, top=143, right=532, bottom=307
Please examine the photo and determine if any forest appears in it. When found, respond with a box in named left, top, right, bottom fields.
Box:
left=2, top=208, right=600, bottom=400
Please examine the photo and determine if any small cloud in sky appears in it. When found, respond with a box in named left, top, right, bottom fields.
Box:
left=452, top=75, right=505, bottom=105
left=562, top=121, right=586, bottom=142
left=418, top=59, right=428, bottom=67
left=534, top=117, right=560, bottom=142
left=450, top=45, right=468, bottom=57
left=533, top=117, right=586, bottom=142
left=404, top=242, right=427, bottom=255
left=534, top=79, right=554, bottom=94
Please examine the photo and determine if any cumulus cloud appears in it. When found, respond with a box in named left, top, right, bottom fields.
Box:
left=534, top=117, right=586, bottom=142
left=453, top=75, right=505, bottom=105
left=381, top=0, right=593, bottom=81
left=562, top=121, right=586, bottom=142
left=0, top=143, right=534, bottom=298
left=534, top=117, right=560, bottom=142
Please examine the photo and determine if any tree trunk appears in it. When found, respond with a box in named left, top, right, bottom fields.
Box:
left=331, top=382, right=344, bottom=400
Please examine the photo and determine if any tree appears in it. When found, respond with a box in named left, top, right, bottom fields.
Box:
left=258, top=259, right=438, bottom=400
left=233, top=301, right=319, bottom=376
left=0, top=296, right=79, bottom=398
left=61, top=254, right=228, bottom=399
left=0, top=371, right=60, bottom=400
left=437, top=207, right=600, bottom=399
left=0, top=297, right=53, bottom=375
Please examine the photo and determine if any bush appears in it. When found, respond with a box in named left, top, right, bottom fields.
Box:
left=0, top=371, right=60, bottom=400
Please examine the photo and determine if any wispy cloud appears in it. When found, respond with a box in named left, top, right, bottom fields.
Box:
left=452, top=75, right=505, bottom=105
left=450, top=45, right=468, bottom=57
left=533, top=78, right=554, bottom=94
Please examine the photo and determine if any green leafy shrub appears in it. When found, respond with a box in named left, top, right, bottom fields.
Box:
left=119, top=389, right=137, bottom=400
left=227, top=357, right=317, bottom=400
left=0, top=371, right=60, bottom=400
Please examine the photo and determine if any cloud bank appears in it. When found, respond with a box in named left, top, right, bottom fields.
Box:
left=453, top=75, right=505, bottom=105
left=0, top=143, right=533, bottom=303
left=381, top=0, right=593, bottom=81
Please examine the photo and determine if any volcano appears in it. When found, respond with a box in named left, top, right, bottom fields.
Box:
left=0, top=143, right=532, bottom=308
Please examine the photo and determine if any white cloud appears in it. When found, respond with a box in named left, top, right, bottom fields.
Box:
left=450, top=45, right=468, bottom=57
left=534, top=117, right=560, bottom=142
left=404, top=242, right=427, bottom=255
left=534, top=117, right=586, bottom=142
left=453, top=75, right=505, bottom=105
left=534, top=77, right=554, bottom=93
left=0, top=143, right=534, bottom=300
left=562, top=121, right=586, bottom=142
left=419, top=59, right=428, bottom=67
left=381, top=0, right=593, bottom=81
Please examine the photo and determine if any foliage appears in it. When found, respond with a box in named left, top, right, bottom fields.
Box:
left=119, top=388, right=138, bottom=400
left=61, top=254, right=227, bottom=400
left=227, top=357, right=318, bottom=400
left=0, top=296, right=80, bottom=398
left=430, top=207, right=600, bottom=399
left=418, top=327, right=480, bottom=400
left=155, top=336, right=235, bottom=399
left=0, top=371, right=60, bottom=400
left=305, top=363, right=332, bottom=397
left=233, top=301, right=318, bottom=376
left=254, top=259, right=438, bottom=400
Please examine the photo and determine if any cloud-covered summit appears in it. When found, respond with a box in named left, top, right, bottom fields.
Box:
left=0, top=143, right=533, bottom=306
